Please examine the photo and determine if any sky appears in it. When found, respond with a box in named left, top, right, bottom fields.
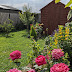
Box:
left=0, top=0, right=71, bottom=13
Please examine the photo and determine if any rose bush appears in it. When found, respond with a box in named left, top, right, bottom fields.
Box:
left=9, top=50, right=21, bottom=60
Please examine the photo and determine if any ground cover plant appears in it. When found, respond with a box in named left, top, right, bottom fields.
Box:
left=0, top=30, right=45, bottom=72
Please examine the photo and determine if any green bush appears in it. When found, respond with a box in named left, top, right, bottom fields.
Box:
left=0, top=19, right=14, bottom=37
left=44, top=23, right=72, bottom=69
left=30, top=25, right=37, bottom=39
left=35, top=23, right=43, bottom=38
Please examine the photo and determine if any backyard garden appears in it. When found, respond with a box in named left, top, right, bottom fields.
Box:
left=0, top=0, right=72, bottom=72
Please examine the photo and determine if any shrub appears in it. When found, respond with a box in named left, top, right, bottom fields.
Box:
left=0, top=19, right=14, bottom=37
left=30, top=25, right=37, bottom=39
left=35, top=23, right=43, bottom=38
left=44, top=23, right=72, bottom=69
left=27, top=40, right=41, bottom=66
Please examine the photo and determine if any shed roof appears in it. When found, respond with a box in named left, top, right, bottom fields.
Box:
left=0, top=5, right=21, bottom=11
left=40, top=0, right=68, bottom=11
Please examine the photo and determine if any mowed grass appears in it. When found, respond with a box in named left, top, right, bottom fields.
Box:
left=0, top=30, right=45, bottom=72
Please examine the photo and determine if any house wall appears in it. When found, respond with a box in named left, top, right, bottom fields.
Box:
left=41, top=1, right=70, bottom=34
left=0, top=9, right=21, bottom=26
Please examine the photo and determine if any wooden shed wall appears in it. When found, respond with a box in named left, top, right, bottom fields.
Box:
left=41, top=1, right=70, bottom=34
left=0, top=9, right=21, bottom=26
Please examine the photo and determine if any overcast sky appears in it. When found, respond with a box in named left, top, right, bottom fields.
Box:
left=0, top=0, right=71, bottom=13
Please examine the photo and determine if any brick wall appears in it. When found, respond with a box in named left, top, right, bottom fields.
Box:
left=41, top=1, right=70, bottom=34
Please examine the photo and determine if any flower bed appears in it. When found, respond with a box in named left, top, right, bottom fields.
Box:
left=6, top=22, right=72, bottom=72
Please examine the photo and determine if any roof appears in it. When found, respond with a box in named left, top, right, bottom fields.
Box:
left=0, top=5, right=21, bottom=11
left=40, top=0, right=67, bottom=11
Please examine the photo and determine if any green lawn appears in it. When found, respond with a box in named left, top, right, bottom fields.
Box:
left=0, top=30, right=45, bottom=72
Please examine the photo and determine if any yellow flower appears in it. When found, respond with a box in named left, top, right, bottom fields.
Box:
left=59, top=32, right=62, bottom=34
left=61, top=39, right=63, bottom=40
left=60, top=48, right=61, bottom=49
left=65, top=37, right=68, bottom=40
left=48, top=51, right=50, bottom=53
left=10, top=61, right=12, bottom=63
left=62, top=58, right=64, bottom=60
left=55, top=32, right=57, bottom=37
left=65, top=27, right=69, bottom=40
left=59, top=36, right=63, bottom=38
left=55, top=39, right=58, bottom=45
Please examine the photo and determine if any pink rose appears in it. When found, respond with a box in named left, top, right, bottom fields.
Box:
left=28, top=69, right=35, bottom=72
left=35, top=55, right=46, bottom=66
left=39, top=24, right=40, bottom=26
left=50, top=63, right=69, bottom=72
left=6, top=68, right=22, bottom=72
left=9, top=50, right=21, bottom=60
left=52, top=49, right=64, bottom=59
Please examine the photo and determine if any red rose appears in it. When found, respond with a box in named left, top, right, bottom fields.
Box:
left=30, top=24, right=32, bottom=26
left=39, top=24, right=40, bottom=26
left=9, top=50, right=21, bottom=60
left=35, top=55, right=46, bottom=66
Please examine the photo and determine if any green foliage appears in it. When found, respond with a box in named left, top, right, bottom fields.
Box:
left=0, top=19, right=14, bottom=37
left=27, top=40, right=70, bottom=72
left=0, top=30, right=44, bottom=72
left=65, top=0, right=72, bottom=9
left=35, top=23, right=43, bottom=38
left=30, top=25, right=37, bottom=39
left=19, top=5, right=35, bottom=31
left=44, top=23, right=72, bottom=69
left=55, top=0, right=60, bottom=3
left=67, top=10, right=72, bottom=20
left=27, top=40, right=42, bottom=67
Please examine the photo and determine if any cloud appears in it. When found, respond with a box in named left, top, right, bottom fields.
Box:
left=0, top=0, right=70, bottom=13
left=13, top=3, right=28, bottom=8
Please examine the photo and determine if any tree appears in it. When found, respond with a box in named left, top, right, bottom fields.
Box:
left=19, top=5, right=35, bottom=32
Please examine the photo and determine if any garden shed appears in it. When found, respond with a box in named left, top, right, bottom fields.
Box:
left=0, top=5, right=21, bottom=26
left=41, top=0, right=70, bottom=34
